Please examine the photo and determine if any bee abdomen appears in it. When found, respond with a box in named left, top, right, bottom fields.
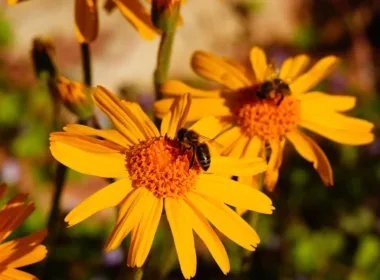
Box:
left=196, top=143, right=211, bottom=171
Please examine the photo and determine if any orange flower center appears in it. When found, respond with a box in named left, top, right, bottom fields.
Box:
left=233, top=86, right=301, bottom=141
left=126, top=137, right=201, bottom=199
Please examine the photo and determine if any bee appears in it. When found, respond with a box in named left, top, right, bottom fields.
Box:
left=256, top=78, right=291, bottom=105
left=177, top=128, right=211, bottom=171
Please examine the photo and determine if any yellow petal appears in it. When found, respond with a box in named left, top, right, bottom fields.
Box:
left=50, top=135, right=128, bottom=178
left=50, top=132, right=125, bottom=153
left=0, top=268, right=38, bottom=280
left=301, top=120, right=374, bottom=145
left=127, top=193, right=162, bottom=267
left=187, top=192, right=260, bottom=251
left=238, top=175, right=259, bottom=189
left=299, top=92, right=356, bottom=112
left=92, top=86, right=149, bottom=143
left=75, top=0, right=99, bottom=43
left=290, top=56, right=339, bottom=95
left=287, top=129, right=317, bottom=163
left=301, top=111, right=373, bottom=132
left=224, top=57, right=256, bottom=83
left=121, top=101, right=160, bottom=138
left=279, top=55, right=310, bottom=83
left=188, top=116, right=228, bottom=140
left=214, top=126, right=242, bottom=156
left=0, top=229, right=47, bottom=264
left=0, top=199, right=34, bottom=242
left=302, top=134, right=333, bottom=186
left=113, top=0, right=159, bottom=41
left=235, top=175, right=260, bottom=216
left=4, top=245, right=47, bottom=269
left=264, top=139, right=284, bottom=192
left=0, top=231, right=47, bottom=271
left=64, top=124, right=131, bottom=147
left=160, top=93, right=191, bottom=138
left=208, top=157, right=267, bottom=176
left=7, top=0, right=29, bottom=4
left=105, top=188, right=148, bottom=251
left=160, top=80, right=221, bottom=98
left=250, top=47, right=268, bottom=82
left=223, top=134, right=250, bottom=158
left=65, top=178, right=133, bottom=227
left=135, top=198, right=162, bottom=267
left=195, top=174, right=273, bottom=214
left=165, top=198, right=197, bottom=279
left=287, top=129, right=333, bottom=185
left=127, top=193, right=154, bottom=267
left=242, top=136, right=263, bottom=159
left=191, top=51, right=253, bottom=90
left=155, top=97, right=231, bottom=122
left=182, top=200, right=230, bottom=275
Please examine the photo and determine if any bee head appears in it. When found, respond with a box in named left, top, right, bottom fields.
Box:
left=177, top=128, right=187, bottom=142
left=257, top=81, right=274, bottom=99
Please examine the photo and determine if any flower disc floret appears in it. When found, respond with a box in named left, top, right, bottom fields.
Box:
left=126, top=137, right=201, bottom=199
left=234, top=87, right=301, bottom=141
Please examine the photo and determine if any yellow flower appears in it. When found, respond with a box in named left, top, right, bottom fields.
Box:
left=49, top=87, right=274, bottom=278
left=0, top=183, right=48, bottom=280
left=8, top=0, right=98, bottom=43
left=155, top=47, right=375, bottom=191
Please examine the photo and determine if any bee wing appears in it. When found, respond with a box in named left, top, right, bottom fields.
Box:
left=197, top=135, right=224, bottom=150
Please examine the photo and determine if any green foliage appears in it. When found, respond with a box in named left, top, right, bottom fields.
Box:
left=11, top=122, right=49, bottom=158
left=340, top=207, right=375, bottom=235
left=292, top=22, right=318, bottom=50
left=291, top=229, right=345, bottom=274
left=0, top=14, right=13, bottom=46
left=354, top=235, right=380, bottom=269
left=340, top=146, right=358, bottom=168
left=0, top=93, right=23, bottom=126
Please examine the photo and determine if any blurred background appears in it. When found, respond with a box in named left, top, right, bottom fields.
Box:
left=0, top=0, right=380, bottom=279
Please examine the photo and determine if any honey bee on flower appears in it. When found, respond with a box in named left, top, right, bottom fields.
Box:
left=49, top=88, right=274, bottom=279
left=154, top=47, right=375, bottom=192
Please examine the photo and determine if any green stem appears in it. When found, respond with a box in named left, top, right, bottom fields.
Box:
left=81, top=42, right=92, bottom=87
left=159, top=243, right=177, bottom=280
left=153, top=30, right=176, bottom=126
left=132, top=267, right=144, bottom=280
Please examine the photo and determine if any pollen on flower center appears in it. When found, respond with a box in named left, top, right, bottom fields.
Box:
left=234, top=87, right=301, bottom=141
left=126, top=137, right=201, bottom=199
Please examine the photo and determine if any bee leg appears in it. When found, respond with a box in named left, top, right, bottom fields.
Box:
left=277, top=94, right=284, bottom=106
left=189, top=147, right=196, bottom=171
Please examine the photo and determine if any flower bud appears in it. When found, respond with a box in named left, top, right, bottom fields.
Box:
left=151, top=0, right=181, bottom=32
left=56, top=76, right=94, bottom=120
left=31, top=37, right=57, bottom=79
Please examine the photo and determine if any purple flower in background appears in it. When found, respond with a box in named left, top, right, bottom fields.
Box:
left=102, top=248, right=124, bottom=267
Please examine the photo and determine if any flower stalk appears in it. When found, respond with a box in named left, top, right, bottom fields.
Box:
left=32, top=37, right=95, bottom=280
left=81, top=42, right=92, bottom=87
left=153, top=1, right=181, bottom=126
left=154, top=31, right=176, bottom=101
